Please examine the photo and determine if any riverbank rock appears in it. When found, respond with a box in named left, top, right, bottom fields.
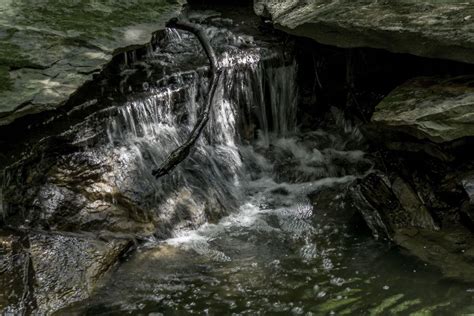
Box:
left=395, top=227, right=474, bottom=283
left=0, top=0, right=185, bottom=126
left=349, top=171, right=474, bottom=282
left=370, top=76, right=474, bottom=152
left=0, top=230, right=132, bottom=314
left=29, top=232, right=131, bottom=314
left=349, top=172, right=439, bottom=240
left=254, top=0, right=474, bottom=65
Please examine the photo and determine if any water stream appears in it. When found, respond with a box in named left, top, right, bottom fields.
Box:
left=54, top=16, right=474, bottom=315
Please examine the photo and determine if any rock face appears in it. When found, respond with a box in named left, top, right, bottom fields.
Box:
left=0, top=0, right=185, bottom=126
left=350, top=171, right=474, bottom=282
left=28, top=232, right=131, bottom=314
left=0, top=230, right=131, bottom=314
left=371, top=76, right=474, bottom=145
left=254, top=0, right=474, bottom=64
left=349, top=172, right=439, bottom=241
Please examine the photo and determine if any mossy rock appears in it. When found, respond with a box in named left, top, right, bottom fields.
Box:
left=0, top=0, right=185, bottom=125
left=371, top=76, right=474, bottom=143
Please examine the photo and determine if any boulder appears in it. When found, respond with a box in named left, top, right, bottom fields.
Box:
left=0, top=0, right=185, bottom=126
left=28, top=232, right=131, bottom=314
left=254, top=0, right=474, bottom=64
left=371, top=76, right=474, bottom=146
left=0, top=230, right=132, bottom=314
left=349, top=172, right=438, bottom=240
left=349, top=171, right=474, bottom=282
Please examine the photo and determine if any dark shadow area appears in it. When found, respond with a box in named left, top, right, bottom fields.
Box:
left=295, top=37, right=474, bottom=127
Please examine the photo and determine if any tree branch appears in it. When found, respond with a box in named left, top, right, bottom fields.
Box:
left=152, top=19, right=221, bottom=178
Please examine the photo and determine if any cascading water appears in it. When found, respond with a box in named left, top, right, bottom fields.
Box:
left=3, top=12, right=474, bottom=316
left=99, top=23, right=302, bottom=237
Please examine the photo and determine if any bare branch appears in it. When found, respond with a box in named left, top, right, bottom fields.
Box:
left=152, top=19, right=221, bottom=178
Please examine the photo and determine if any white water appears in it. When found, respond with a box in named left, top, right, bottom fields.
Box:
left=96, top=23, right=303, bottom=237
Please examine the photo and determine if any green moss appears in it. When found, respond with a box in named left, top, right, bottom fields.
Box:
left=0, top=66, right=12, bottom=93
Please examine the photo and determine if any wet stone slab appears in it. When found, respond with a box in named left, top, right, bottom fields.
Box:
left=0, top=229, right=132, bottom=314
left=371, top=76, right=474, bottom=145
left=0, top=0, right=185, bottom=126
left=254, top=0, right=474, bottom=64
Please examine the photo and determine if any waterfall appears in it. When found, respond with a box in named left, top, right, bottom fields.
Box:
left=98, top=24, right=299, bottom=236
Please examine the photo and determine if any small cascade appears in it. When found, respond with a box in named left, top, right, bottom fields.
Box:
left=93, top=20, right=300, bottom=236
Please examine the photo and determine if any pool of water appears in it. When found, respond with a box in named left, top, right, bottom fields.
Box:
left=59, top=125, right=474, bottom=315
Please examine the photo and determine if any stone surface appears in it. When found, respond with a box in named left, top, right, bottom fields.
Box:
left=254, top=0, right=474, bottom=64
left=0, top=232, right=32, bottom=314
left=28, top=232, right=131, bottom=314
left=395, top=227, right=474, bottom=283
left=0, top=0, right=185, bottom=126
left=371, top=76, right=474, bottom=144
left=349, top=172, right=439, bottom=240
left=0, top=230, right=131, bottom=314
left=461, top=174, right=474, bottom=225
left=349, top=171, right=474, bottom=282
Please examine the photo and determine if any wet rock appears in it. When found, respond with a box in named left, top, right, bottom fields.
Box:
left=0, top=232, right=34, bottom=314
left=0, top=0, right=185, bottom=126
left=0, top=230, right=132, bottom=314
left=2, top=147, right=156, bottom=235
left=463, top=176, right=474, bottom=204
left=27, top=231, right=131, bottom=314
left=309, top=181, right=369, bottom=233
left=254, top=0, right=474, bottom=65
left=370, top=76, right=474, bottom=150
left=391, top=177, right=439, bottom=230
left=349, top=172, right=438, bottom=240
left=348, top=173, right=397, bottom=240
left=349, top=171, right=474, bottom=282
left=461, top=175, right=474, bottom=227
left=395, top=227, right=474, bottom=283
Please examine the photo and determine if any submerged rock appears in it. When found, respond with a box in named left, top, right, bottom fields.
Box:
left=254, top=0, right=474, bottom=64
left=371, top=76, right=474, bottom=147
left=0, top=0, right=185, bottom=126
left=395, top=227, right=474, bottom=283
